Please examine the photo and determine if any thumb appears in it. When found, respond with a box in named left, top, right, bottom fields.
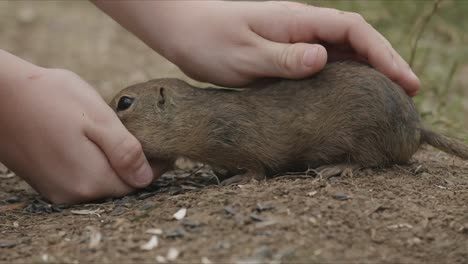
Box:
left=258, top=42, right=328, bottom=79
left=86, top=111, right=154, bottom=188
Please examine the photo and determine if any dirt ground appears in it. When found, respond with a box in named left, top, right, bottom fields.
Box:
left=0, top=1, right=467, bottom=263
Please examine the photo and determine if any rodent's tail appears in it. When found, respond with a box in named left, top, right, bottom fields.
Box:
left=420, top=128, right=468, bottom=160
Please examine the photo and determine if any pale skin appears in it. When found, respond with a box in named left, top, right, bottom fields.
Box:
left=0, top=1, right=420, bottom=205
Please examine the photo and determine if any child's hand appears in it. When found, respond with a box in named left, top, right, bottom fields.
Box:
left=95, top=1, right=420, bottom=96
left=0, top=50, right=159, bottom=204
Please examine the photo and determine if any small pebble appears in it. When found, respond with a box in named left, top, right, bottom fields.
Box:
left=223, top=206, right=237, bottom=216
left=250, top=213, right=264, bottom=222
left=110, top=206, right=126, bottom=216
left=332, top=192, right=350, bottom=201
left=0, top=239, right=18, bottom=248
left=256, top=202, right=275, bottom=212
left=164, top=228, right=186, bottom=239
left=4, top=196, right=20, bottom=203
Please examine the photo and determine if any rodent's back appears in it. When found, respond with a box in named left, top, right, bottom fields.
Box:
left=163, top=62, right=423, bottom=172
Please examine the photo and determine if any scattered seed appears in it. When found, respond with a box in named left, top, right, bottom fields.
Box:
left=140, top=235, right=159, bottom=251
left=308, top=217, right=318, bottom=225
left=85, top=226, right=102, bottom=249
left=173, top=208, right=187, bottom=220
left=387, top=223, right=413, bottom=229
left=0, top=172, right=15, bottom=179
left=156, top=255, right=167, bottom=263
left=255, top=220, right=277, bottom=228
left=167, top=248, right=180, bottom=261
left=407, top=237, right=422, bottom=246
left=137, top=192, right=157, bottom=200
left=201, top=257, right=212, bottom=264
left=41, top=254, right=49, bottom=262
left=71, top=209, right=104, bottom=217
left=146, top=228, right=163, bottom=235
left=180, top=185, right=198, bottom=190
left=0, top=162, right=9, bottom=174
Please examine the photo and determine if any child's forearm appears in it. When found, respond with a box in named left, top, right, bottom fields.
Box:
left=92, top=1, right=186, bottom=60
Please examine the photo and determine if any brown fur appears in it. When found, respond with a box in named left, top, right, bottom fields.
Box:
left=110, top=61, right=468, bottom=177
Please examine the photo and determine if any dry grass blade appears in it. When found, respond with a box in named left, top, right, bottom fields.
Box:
left=409, top=0, right=443, bottom=67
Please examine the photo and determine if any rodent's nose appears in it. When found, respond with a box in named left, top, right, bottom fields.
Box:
left=116, top=96, right=135, bottom=112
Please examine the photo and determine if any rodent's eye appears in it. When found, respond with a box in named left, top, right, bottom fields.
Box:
left=117, top=96, right=134, bottom=112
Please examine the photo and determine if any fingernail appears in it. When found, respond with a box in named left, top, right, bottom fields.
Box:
left=134, top=163, right=153, bottom=186
left=302, top=47, right=318, bottom=67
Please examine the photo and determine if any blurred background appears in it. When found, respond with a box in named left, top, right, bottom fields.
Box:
left=0, top=0, right=466, bottom=137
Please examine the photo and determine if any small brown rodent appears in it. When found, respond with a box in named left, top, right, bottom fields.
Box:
left=110, top=61, right=468, bottom=183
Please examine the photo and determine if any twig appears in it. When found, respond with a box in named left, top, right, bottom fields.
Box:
left=409, top=0, right=443, bottom=67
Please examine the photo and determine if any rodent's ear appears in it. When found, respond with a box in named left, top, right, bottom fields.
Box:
left=157, top=87, right=165, bottom=107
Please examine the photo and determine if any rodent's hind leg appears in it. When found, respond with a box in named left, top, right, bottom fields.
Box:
left=315, top=163, right=361, bottom=178
left=220, top=170, right=265, bottom=186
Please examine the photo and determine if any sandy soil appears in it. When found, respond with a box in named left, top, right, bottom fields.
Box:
left=0, top=1, right=467, bottom=263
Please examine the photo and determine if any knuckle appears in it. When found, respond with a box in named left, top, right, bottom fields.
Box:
left=49, top=68, right=79, bottom=80
left=276, top=45, right=302, bottom=77
left=348, top=12, right=365, bottom=22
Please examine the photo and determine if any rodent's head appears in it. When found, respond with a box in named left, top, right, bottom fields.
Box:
left=110, top=78, right=193, bottom=159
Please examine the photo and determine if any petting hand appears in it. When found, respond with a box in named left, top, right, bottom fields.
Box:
left=95, top=0, right=421, bottom=96
left=0, top=50, right=160, bottom=204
